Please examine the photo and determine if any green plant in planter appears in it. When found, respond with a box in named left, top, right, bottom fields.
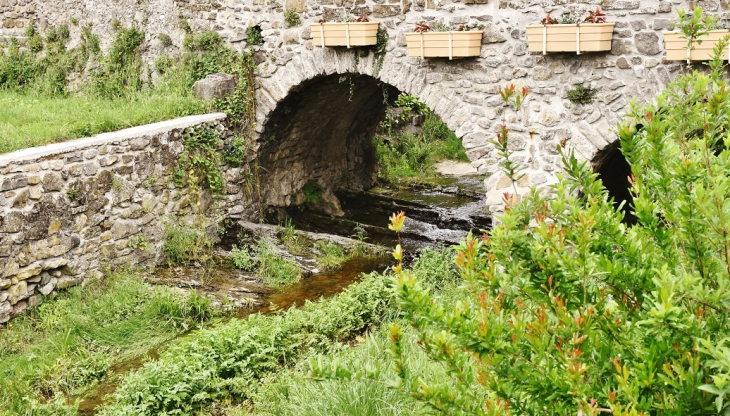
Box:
left=670, top=6, right=724, bottom=64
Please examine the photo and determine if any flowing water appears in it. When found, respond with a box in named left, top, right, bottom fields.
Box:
left=71, top=175, right=489, bottom=414
left=284, top=176, right=491, bottom=249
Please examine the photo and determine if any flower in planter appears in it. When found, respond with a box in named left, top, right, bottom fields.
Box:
left=529, top=7, right=614, bottom=54
left=584, top=8, right=607, bottom=24
left=539, top=8, right=608, bottom=25
left=540, top=14, right=558, bottom=25
left=455, top=24, right=470, bottom=32
left=414, top=22, right=431, bottom=33
left=354, top=15, right=370, bottom=23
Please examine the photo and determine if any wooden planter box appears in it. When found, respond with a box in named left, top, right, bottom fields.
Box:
left=664, top=30, right=730, bottom=61
left=526, top=23, right=615, bottom=54
left=310, top=22, right=379, bottom=48
left=405, top=31, right=482, bottom=59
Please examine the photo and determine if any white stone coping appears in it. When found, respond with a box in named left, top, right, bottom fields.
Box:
left=0, top=113, right=228, bottom=168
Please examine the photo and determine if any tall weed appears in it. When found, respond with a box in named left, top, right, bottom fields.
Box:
left=375, top=114, right=468, bottom=186
left=162, top=217, right=214, bottom=265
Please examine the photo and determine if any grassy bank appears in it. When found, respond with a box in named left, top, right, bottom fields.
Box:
left=375, top=111, right=469, bottom=187
left=250, top=248, right=465, bottom=416
left=95, top=248, right=457, bottom=415
left=0, top=89, right=207, bottom=154
left=0, top=271, right=215, bottom=416
left=0, top=25, right=252, bottom=154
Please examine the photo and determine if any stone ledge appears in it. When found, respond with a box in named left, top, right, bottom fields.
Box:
left=0, top=113, right=228, bottom=168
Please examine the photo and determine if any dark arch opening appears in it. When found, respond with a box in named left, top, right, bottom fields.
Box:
left=592, top=140, right=636, bottom=225
left=257, top=73, right=400, bottom=210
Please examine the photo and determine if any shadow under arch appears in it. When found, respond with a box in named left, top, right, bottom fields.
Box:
left=256, top=73, right=401, bottom=209
left=592, top=140, right=636, bottom=225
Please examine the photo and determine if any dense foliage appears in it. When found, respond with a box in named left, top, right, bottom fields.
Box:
left=318, top=42, right=730, bottom=415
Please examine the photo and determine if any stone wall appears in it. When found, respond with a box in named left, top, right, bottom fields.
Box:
left=0, top=113, right=258, bottom=323
left=0, top=1, right=715, bottom=211
left=0, top=1, right=715, bottom=210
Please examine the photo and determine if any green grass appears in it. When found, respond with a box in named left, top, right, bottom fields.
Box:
left=162, top=216, right=215, bottom=266
left=232, top=239, right=302, bottom=287
left=375, top=113, right=469, bottom=187
left=253, top=324, right=439, bottom=416
left=0, top=89, right=208, bottom=154
left=0, top=270, right=215, bottom=416
left=96, top=248, right=457, bottom=416
left=314, top=241, right=349, bottom=271
left=250, top=248, right=469, bottom=416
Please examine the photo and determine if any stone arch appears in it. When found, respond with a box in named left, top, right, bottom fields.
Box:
left=253, top=47, right=488, bottom=207
left=592, top=140, right=635, bottom=224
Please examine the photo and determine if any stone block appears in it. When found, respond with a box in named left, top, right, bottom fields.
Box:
left=7, top=281, right=27, bottom=304
left=1, top=174, right=28, bottom=191
left=0, top=210, right=23, bottom=232
left=15, top=264, right=41, bottom=281
left=42, top=172, right=64, bottom=191
left=634, top=32, right=661, bottom=55
left=193, top=73, right=237, bottom=101
left=38, top=282, right=55, bottom=296
left=56, top=277, right=81, bottom=290
left=373, top=4, right=400, bottom=17
left=0, top=302, right=12, bottom=323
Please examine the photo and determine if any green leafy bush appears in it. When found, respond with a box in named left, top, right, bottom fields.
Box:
left=173, top=128, right=225, bottom=200
left=567, top=83, right=598, bottom=105
left=301, top=180, right=323, bottom=204
left=394, top=93, right=428, bottom=121
left=184, top=30, right=224, bottom=52
left=159, top=33, right=173, bottom=47
left=320, top=38, right=730, bottom=416
left=90, top=26, right=144, bottom=98
left=231, top=244, right=257, bottom=271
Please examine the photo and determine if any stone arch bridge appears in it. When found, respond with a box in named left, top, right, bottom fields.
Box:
left=2, top=0, right=696, bottom=211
